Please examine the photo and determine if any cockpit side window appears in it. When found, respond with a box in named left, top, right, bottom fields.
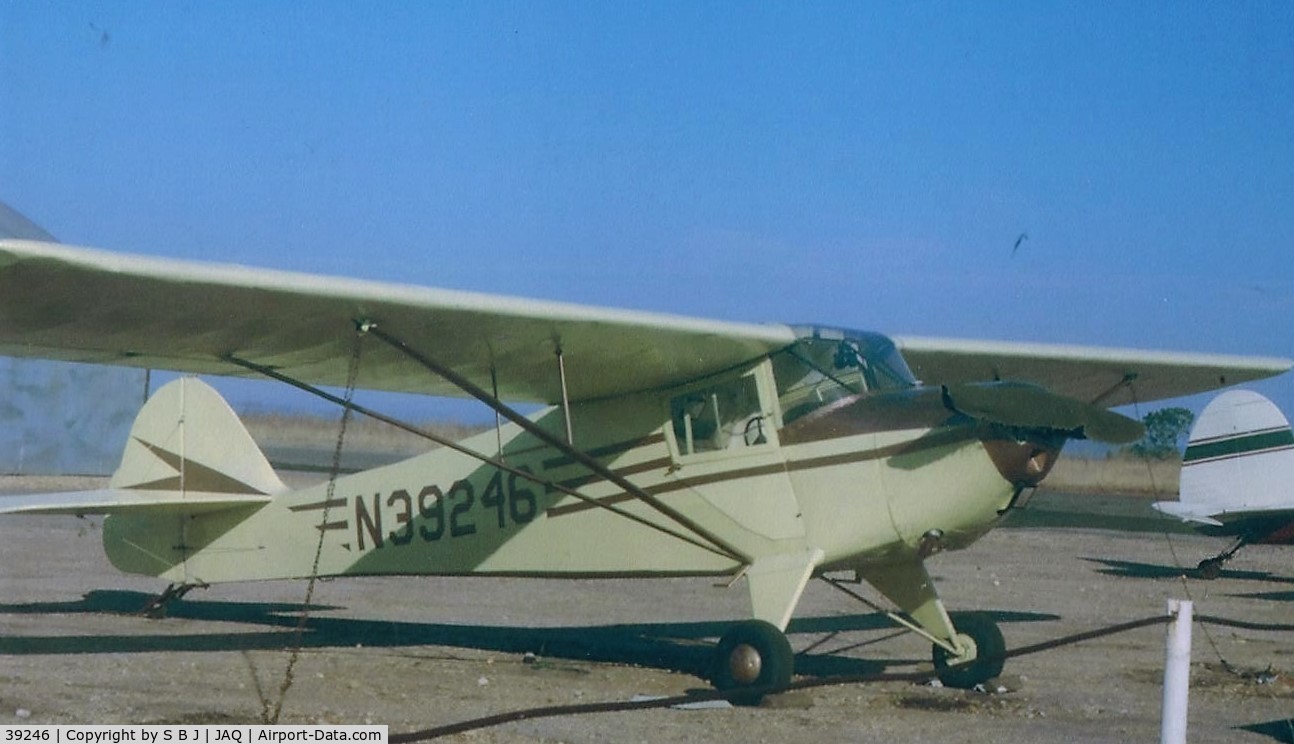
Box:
left=669, top=372, right=768, bottom=457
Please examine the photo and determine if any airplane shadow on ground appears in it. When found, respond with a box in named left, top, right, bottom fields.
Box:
left=1232, top=590, right=1294, bottom=603
left=1083, top=557, right=1294, bottom=586
left=0, top=589, right=1058, bottom=680
left=1239, top=718, right=1294, bottom=744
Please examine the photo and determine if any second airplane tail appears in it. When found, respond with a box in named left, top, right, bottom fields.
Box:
left=1156, top=390, right=1294, bottom=524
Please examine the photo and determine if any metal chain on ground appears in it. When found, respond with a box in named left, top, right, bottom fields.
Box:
left=263, top=328, right=366, bottom=724
left=389, top=613, right=1180, bottom=741
left=1197, top=614, right=1294, bottom=742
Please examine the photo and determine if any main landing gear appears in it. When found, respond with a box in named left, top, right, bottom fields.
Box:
left=824, top=568, right=1007, bottom=690
left=931, top=612, right=1006, bottom=689
left=708, top=610, right=1006, bottom=703
left=709, top=558, right=1010, bottom=701
left=711, top=620, right=794, bottom=705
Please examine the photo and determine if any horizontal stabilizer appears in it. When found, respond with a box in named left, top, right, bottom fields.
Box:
left=1152, top=499, right=1294, bottom=527
left=1150, top=501, right=1224, bottom=527
left=0, top=489, right=270, bottom=516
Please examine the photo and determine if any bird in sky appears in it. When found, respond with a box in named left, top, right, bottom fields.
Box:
left=1012, top=232, right=1028, bottom=256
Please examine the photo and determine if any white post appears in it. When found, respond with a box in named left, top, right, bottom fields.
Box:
left=1161, top=599, right=1193, bottom=744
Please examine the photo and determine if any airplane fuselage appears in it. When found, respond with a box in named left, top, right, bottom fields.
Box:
left=102, top=364, right=1032, bottom=592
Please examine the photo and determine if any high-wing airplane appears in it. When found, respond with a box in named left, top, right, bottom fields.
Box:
left=0, top=239, right=1289, bottom=699
left=1154, top=390, right=1294, bottom=578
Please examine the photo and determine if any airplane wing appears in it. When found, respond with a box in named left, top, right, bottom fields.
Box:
left=0, top=240, right=796, bottom=404
left=0, top=240, right=1287, bottom=407
left=895, top=336, right=1291, bottom=408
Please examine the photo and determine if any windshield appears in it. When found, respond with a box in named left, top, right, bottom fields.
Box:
left=772, top=327, right=916, bottom=425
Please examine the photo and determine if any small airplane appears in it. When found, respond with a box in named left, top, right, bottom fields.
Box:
left=0, top=238, right=1288, bottom=700
left=1153, top=390, right=1294, bottom=579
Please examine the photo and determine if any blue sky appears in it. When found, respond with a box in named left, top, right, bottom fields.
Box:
left=2, top=2, right=1292, bottom=421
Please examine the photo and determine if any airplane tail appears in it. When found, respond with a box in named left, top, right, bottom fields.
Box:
left=0, top=376, right=281, bottom=515
left=0, top=377, right=283, bottom=580
left=1154, top=390, right=1294, bottom=524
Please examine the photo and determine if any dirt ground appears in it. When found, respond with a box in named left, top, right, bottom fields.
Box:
left=2, top=477, right=1292, bottom=743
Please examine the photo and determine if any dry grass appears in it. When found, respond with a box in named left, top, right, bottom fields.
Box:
left=1044, top=454, right=1180, bottom=495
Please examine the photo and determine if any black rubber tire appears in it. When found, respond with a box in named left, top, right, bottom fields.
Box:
left=712, top=619, right=794, bottom=705
left=932, top=612, right=1006, bottom=689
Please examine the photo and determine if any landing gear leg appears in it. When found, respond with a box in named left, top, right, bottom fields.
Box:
left=1196, top=536, right=1246, bottom=580
left=711, top=619, right=794, bottom=705
left=141, top=582, right=203, bottom=617
left=847, top=559, right=1009, bottom=689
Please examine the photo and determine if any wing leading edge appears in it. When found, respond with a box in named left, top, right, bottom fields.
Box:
left=0, top=240, right=796, bottom=404
left=0, top=240, right=1287, bottom=407
left=895, top=336, right=1291, bottom=409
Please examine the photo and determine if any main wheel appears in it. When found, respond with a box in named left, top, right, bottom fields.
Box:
left=932, top=612, right=1005, bottom=689
left=712, top=619, right=794, bottom=705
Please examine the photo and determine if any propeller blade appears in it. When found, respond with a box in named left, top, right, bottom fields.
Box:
left=942, top=381, right=1145, bottom=444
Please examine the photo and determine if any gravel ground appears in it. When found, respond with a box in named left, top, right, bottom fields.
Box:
left=2, top=478, right=1292, bottom=743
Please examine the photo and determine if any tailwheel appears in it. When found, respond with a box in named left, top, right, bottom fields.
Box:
left=140, top=582, right=202, bottom=618
left=932, top=612, right=1005, bottom=689
left=1196, top=536, right=1245, bottom=580
left=712, top=619, right=794, bottom=705
left=1196, top=557, right=1224, bottom=580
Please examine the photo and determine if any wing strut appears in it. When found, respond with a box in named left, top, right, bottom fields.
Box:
left=555, top=345, right=574, bottom=445
left=224, top=353, right=745, bottom=563
left=363, top=324, right=755, bottom=565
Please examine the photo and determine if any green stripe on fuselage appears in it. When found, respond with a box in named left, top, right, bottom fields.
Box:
left=1183, top=428, right=1294, bottom=463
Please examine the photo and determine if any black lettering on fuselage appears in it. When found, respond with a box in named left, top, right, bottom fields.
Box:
left=387, top=488, right=414, bottom=545
left=448, top=479, right=476, bottom=537
left=418, top=484, right=445, bottom=541
left=355, top=493, right=383, bottom=550
left=350, top=466, right=540, bottom=551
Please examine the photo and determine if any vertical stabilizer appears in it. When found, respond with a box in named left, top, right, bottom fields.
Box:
left=1179, top=390, right=1294, bottom=513
left=110, top=377, right=286, bottom=498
